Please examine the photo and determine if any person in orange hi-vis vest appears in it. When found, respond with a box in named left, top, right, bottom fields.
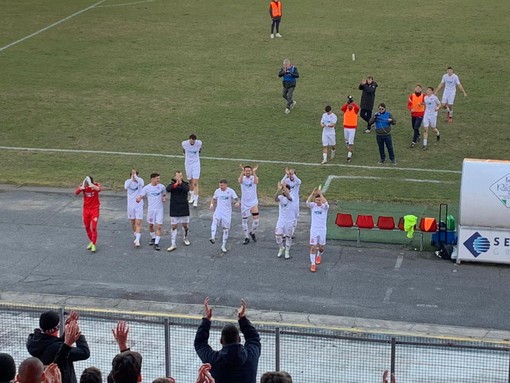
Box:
left=269, top=0, right=282, bottom=39
left=340, top=95, right=360, bottom=163
left=407, top=84, right=425, bottom=148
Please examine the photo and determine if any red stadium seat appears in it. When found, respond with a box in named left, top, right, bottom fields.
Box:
left=377, top=216, right=396, bottom=230
left=335, top=213, right=354, bottom=228
left=356, top=215, right=375, bottom=229
left=397, top=217, right=405, bottom=231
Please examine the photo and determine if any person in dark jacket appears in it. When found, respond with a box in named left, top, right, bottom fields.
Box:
left=194, top=298, right=261, bottom=383
left=26, top=311, right=90, bottom=383
left=278, top=59, right=299, bottom=114
left=358, top=76, right=378, bottom=133
left=166, top=171, right=191, bottom=252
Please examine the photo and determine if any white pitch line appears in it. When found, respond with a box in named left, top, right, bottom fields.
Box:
left=0, top=0, right=107, bottom=53
left=0, top=145, right=461, bottom=175
left=394, top=255, right=404, bottom=270
left=321, top=175, right=456, bottom=193
left=97, top=0, right=156, bottom=8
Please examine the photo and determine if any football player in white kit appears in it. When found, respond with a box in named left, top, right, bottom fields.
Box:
left=422, top=87, right=441, bottom=149
left=306, top=187, right=329, bottom=273
left=182, top=134, right=202, bottom=207
left=434, top=67, right=467, bottom=123
left=275, top=182, right=294, bottom=259
left=209, top=179, right=240, bottom=253
left=320, top=105, right=337, bottom=164
left=124, top=169, right=144, bottom=247
left=136, top=173, right=167, bottom=251
left=281, top=167, right=301, bottom=237
left=238, top=164, right=260, bottom=244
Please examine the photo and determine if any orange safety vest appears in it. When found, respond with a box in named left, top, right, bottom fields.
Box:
left=408, top=93, right=425, bottom=116
left=270, top=1, right=282, bottom=18
left=341, top=103, right=359, bottom=128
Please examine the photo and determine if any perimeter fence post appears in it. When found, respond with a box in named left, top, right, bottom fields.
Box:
left=390, top=337, right=396, bottom=376
left=507, top=350, right=510, bottom=383
left=275, top=327, right=280, bottom=371
left=164, top=318, right=171, bottom=377
left=59, top=307, right=66, bottom=336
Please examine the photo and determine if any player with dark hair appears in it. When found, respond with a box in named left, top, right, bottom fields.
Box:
left=182, top=134, right=202, bottom=207
left=75, top=176, right=103, bottom=253
left=306, top=188, right=329, bottom=272
left=209, top=179, right=240, bottom=253
left=124, top=169, right=144, bottom=247
left=320, top=105, right=337, bottom=164
left=239, top=164, right=260, bottom=244
left=275, top=182, right=294, bottom=259
left=435, top=66, right=467, bottom=123
left=136, top=173, right=166, bottom=251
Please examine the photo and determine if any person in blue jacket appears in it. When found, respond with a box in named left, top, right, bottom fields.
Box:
left=278, top=59, right=299, bottom=114
left=369, top=103, right=397, bottom=165
left=194, top=298, right=261, bottom=383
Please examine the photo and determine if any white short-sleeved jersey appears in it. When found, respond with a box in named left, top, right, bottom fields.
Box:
left=307, top=201, right=329, bottom=230
left=441, top=73, right=461, bottom=93
left=182, top=139, right=202, bottom=167
left=276, top=195, right=294, bottom=236
left=282, top=174, right=301, bottom=217
left=240, top=176, right=258, bottom=212
left=125, top=176, right=145, bottom=207
left=213, top=187, right=238, bottom=217
left=424, top=94, right=441, bottom=115
left=321, top=112, right=337, bottom=135
left=141, top=183, right=166, bottom=211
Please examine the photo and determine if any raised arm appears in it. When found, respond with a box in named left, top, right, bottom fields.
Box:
left=252, top=164, right=259, bottom=184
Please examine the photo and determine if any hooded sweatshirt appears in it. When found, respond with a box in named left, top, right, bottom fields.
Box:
left=26, top=329, right=90, bottom=383
left=194, top=316, right=261, bottom=383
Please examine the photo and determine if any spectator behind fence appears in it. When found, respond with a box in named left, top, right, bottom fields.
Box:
left=260, top=371, right=293, bottom=383
left=79, top=368, right=102, bottom=383
left=0, top=353, right=16, bottom=383
left=111, top=351, right=142, bottom=383
left=194, top=298, right=261, bottom=383
left=382, top=370, right=396, bottom=383
left=27, top=311, right=90, bottom=383
left=16, top=358, right=61, bottom=383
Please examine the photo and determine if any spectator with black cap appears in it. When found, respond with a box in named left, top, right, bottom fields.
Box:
left=26, top=310, right=90, bottom=383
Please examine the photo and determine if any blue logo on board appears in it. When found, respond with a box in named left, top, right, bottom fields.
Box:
left=463, top=232, right=491, bottom=257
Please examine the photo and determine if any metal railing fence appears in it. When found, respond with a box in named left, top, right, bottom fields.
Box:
left=1, top=303, right=509, bottom=383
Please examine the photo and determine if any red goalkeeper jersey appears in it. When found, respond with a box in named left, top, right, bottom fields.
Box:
left=75, top=184, right=101, bottom=209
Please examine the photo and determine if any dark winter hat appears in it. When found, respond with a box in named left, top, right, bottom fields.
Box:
left=39, top=310, right=60, bottom=333
left=0, top=353, right=16, bottom=382
left=347, top=95, right=354, bottom=103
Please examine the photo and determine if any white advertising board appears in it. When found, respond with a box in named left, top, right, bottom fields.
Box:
left=458, top=226, right=510, bottom=264
left=460, top=159, right=510, bottom=227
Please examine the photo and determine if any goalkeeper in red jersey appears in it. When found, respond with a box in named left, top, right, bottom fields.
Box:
left=75, top=176, right=103, bottom=252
